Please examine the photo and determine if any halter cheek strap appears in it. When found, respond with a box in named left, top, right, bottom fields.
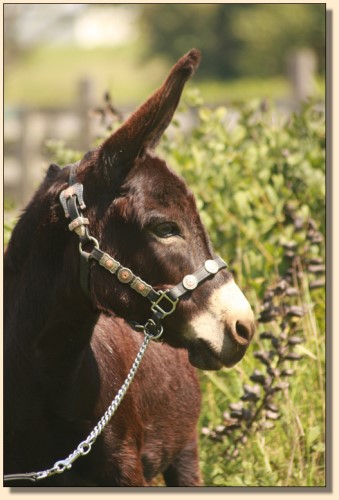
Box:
left=59, top=164, right=227, bottom=338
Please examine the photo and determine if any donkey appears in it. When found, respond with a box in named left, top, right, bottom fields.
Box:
left=4, top=49, right=255, bottom=487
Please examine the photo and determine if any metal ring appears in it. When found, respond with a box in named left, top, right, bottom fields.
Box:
left=144, top=320, right=163, bottom=340
left=79, top=236, right=99, bottom=259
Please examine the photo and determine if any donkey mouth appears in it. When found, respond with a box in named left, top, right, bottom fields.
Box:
left=187, top=339, right=246, bottom=371
left=187, top=340, right=224, bottom=371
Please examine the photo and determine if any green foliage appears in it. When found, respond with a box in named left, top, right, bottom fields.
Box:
left=161, top=93, right=325, bottom=294
left=44, top=139, right=83, bottom=166
left=159, top=92, right=325, bottom=486
left=139, top=4, right=325, bottom=78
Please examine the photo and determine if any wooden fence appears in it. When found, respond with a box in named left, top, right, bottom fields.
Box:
left=4, top=50, right=320, bottom=209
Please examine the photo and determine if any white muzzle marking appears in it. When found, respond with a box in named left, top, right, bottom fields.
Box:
left=184, top=279, right=254, bottom=366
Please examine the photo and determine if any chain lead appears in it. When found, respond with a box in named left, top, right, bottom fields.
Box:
left=4, top=331, right=154, bottom=483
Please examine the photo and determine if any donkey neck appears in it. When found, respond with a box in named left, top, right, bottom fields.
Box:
left=4, top=207, right=99, bottom=353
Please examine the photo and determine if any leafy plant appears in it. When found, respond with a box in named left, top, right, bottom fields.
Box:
left=159, top=90, right=325, bottom=486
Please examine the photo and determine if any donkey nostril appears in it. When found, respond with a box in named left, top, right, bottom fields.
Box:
left=235, top=320, right=253, bottom=344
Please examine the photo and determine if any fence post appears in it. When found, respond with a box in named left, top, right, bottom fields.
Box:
left=287, top=49, right=317, bottom=106
left=18, top=108, right=33, bottom=205
left=78, top=78, right=94, bottom=151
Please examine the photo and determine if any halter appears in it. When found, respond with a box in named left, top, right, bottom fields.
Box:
left=4, top=163, right=227, bottom=483
left=59, top=163, right=227, bottom=339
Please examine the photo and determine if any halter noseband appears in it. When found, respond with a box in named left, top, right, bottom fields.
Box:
left=59, top=164, right=227, bottom=340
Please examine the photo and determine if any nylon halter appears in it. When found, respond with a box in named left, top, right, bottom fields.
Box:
left=59, top=163, right=227, bottom=339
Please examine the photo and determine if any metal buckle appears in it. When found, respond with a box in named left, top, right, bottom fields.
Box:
left=59, top=183, right=86, bottom=218
left=151, top=291, right=178, bottom=319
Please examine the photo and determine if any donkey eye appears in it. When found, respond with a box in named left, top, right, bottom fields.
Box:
left=153, top=222, right=179, bottom=238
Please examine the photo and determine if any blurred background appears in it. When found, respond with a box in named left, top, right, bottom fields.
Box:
left=4, top=3, right=325, bottom=209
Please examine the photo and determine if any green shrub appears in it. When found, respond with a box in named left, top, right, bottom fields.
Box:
left=159, top=91, right=325, bottom=486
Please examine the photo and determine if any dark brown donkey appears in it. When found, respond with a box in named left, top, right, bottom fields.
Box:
left=4, top=49, right=255, bottom=487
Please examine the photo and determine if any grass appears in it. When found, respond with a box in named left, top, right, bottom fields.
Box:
left=5, top=43, right=324, bottom=109
left=4, top=43, right=169, bottom=108
left=197, top=256, right=325, bottom=487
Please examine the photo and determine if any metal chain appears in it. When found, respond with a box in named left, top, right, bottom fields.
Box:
left=4, top=331, right=154, bottom=483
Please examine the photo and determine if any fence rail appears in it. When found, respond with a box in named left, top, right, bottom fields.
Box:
left=4, top=51, right=321, bottom=209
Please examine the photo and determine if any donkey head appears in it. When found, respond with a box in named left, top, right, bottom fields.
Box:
left=64, top=49, right=255, bottom=370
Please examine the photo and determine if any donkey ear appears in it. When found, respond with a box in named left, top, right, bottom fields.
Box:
left=99, top=49, right=201, bottom=173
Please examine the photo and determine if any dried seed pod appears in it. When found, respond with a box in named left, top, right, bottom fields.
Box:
left=243, top=384, right=261, bottom=396
left=307, top=229, right=316, bottom=240
left=232, top=448, right=240, bottom=458
left=267, top=366, right=281, bottom=377
left=281, top=368, right=294, bottom=377
left=274, top=280, right=289, bottom=294
left=284, top=250, right=295, bottom=259
left=271, top=337, right=281, bottom=349
left=224, top=422, right=242, bottom=431
left=309, top=279, right=325, bottom=289
left=283, top=352, right=303, bottom=361
left=263, top=290, right=274, bottom=302
left=275, top=382, right=290, bottom=391
left=308, top=257, right=323, bottom=265
left=311, top=233, right=323, bottom=244
left=223, top=413, right=240, bottom=429
left=286, top=287, right=298, bottom=296
left=250, top=369, right=267, bottom=385
left=230, top=410, right=243, bottom=420
left=241, top=384, right=261, bottom=401
left=286, top=306, right=305, bottom=318
left=261, top=421, right=275, bottom=430
left=242, top=409, right=253, bottom=421
left=287, top=336, right=304, bottom=345
left=279, top=331, right=288, bottom=341
left=266, top=410, right=280, bottom=420
left=254, top=351, right=271, bottom=366
left=265, top=402, right=279, bottom=412
left=215, top=425, right=226, bottom=434
left=277, top=346, right=288, bottom=357
left=240, top=435, right=248, bottom=444
left=241, top=392, right=260, bottom=402
left=209, top=431, right=223, bottom=442
left=260, top=331, right=275, bottom=340
left=282, top=241, right=298, bottom=250
left=266, top=387, right=280, bottom=395
left=308, top=264, right=325, bottom=274
left=229, top=402, right=243, bottom=412
left=294, top=217, right=304, bottom=231
left=258, top=307, right=281, bottom=323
